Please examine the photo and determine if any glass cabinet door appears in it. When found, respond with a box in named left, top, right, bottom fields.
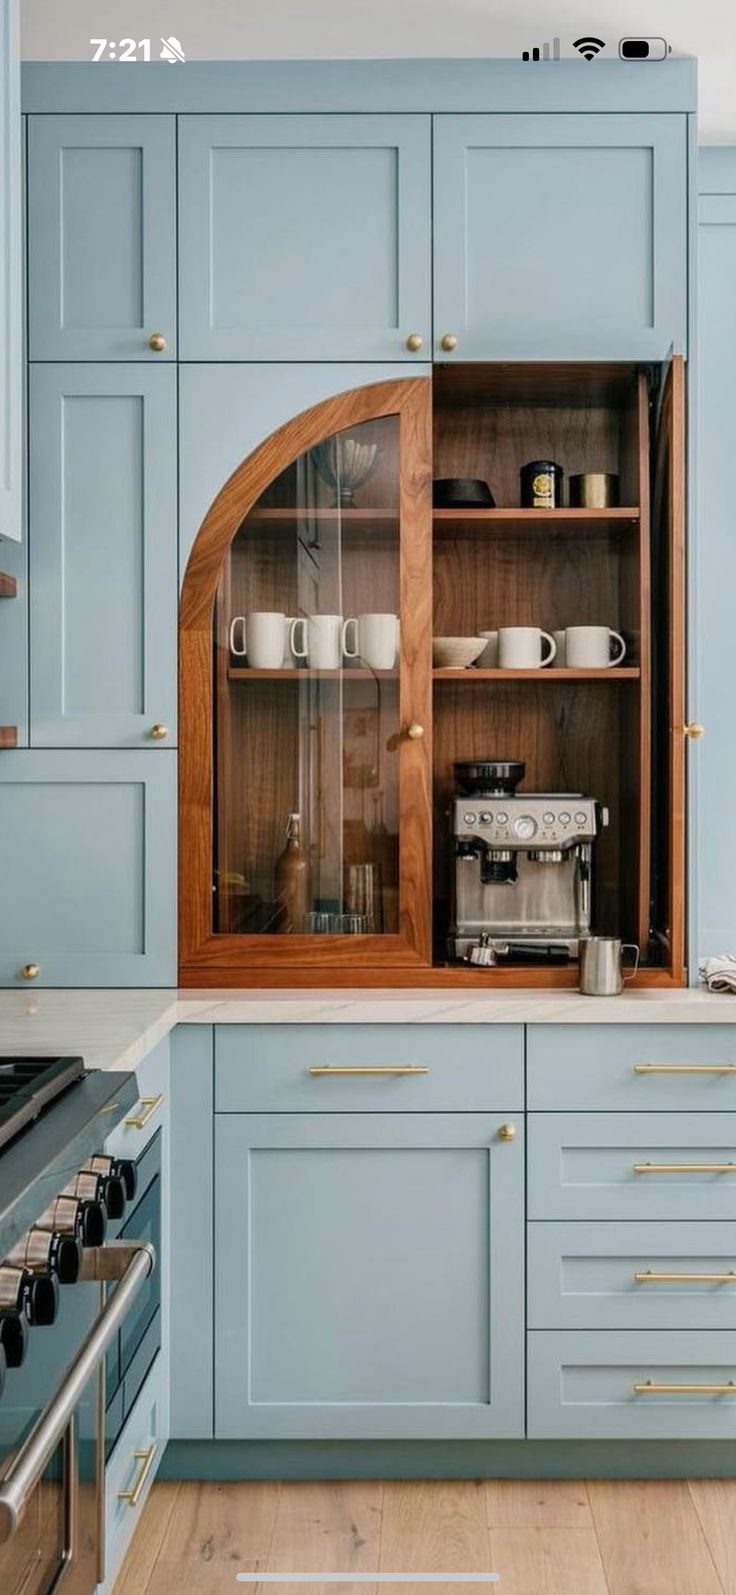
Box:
left=180, top=380, right=431, bottom=974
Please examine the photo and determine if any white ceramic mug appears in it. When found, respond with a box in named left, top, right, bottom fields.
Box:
left=552, top=629, right=567, bottom=667
left=565, top=625, right=626, bottom=668
left=343, top=613, right=399, bottom=670
left=498, top=626, right=557, bottom=669
left=291, top=614, right=356, bottom=670
left=228, top=611, right=286, bottom=669
left=282, top=616, right=298, bottom=668
left=476, top=629, right=499, bottom=667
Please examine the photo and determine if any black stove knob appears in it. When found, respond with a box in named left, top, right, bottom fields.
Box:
left=0, top=1309, right=28, bottom=1369
left=114, top=1159, right=137, bottom=1204
left=79, top=1200, right=107, bottom=1248
left=53, top=1234, right=82, bottom=1284
left=25, top=1270, right=59, bottom=1327
left=101, top=1174, right=126, bottom=1221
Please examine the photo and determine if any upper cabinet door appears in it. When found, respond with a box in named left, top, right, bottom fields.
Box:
left=0, top=0, right=21, bottom=540
left=433, top=114, right=687, bottom=361
left=29, top=364, right=177, bottom=747
left=28, top=115, right=176, bottom=360
left=178, top=114, right=431, bottom=361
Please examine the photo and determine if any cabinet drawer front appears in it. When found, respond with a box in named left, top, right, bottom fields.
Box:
left=528, top=1025, right=736, bottom=1111
left=103, top=1354, right=168, bottom=1595
left=433, top=113, right=686, bottom=361
left=529, top=1331, right=736, bottom=1439
left=179, top=115, right=431, bottom=361
left=214, top=1024, right=523, bottom=1112
left=528, top=1113, right=736, bottom=1221
left=529, top=1221, right=736, bottom=1331
left=0, top=750, right=176, bottom=986
left=105, top=1037, right=170, bottom=1163
left=215, top=1113, right=524, bottom=1439
left=29, top=115, right=176, bottom=361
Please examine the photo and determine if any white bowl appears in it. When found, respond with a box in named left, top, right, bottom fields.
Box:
left=433, top=636, right=487, bottom=669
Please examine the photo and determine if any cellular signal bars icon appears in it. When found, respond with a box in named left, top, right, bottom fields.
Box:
left=522, top=37, right=560, bottom=61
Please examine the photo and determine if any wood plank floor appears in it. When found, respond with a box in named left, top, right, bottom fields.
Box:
left=114, top=1479, right=736, bottom=1595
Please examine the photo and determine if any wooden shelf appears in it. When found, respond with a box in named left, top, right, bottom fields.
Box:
left=0, top=573, right=17, bottom=598
left=228, top=666, right=397, bottom=682
left=433, top=667, right=641, bottom=682
left=242, top=507, right=398, bottom=535
left=433, top=508, right=639, bottom=540
left=0, top=727, right=18, bottom=748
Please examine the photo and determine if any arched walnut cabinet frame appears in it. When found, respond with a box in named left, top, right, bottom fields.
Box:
left=179, top=363, right=686, bottom=989
left=179, top=377, right=433, bottom=983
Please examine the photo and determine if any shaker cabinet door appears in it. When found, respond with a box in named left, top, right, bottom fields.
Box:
left=433, top=113, right=687, bottom=360
left=0, top=750, right=176, bottom=986
left=178, top=115, right=431, bottom=360
left=29, top=364, right=177, bottom=748
left=28, top=115, right=176, bottom=360
left=214, top=1113, right=524, bottom=1439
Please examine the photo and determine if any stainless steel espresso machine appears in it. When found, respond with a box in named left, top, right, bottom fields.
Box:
left=448, top=760, right=608, bottom=966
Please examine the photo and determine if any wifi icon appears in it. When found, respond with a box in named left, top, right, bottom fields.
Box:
left=573, top=36, right=606, bottom=59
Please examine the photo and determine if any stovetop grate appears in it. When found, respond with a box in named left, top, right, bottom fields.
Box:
left=0, top=1057, right=86, bottom=1153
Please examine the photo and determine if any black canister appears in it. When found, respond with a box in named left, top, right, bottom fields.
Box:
left=520, top=459, right=563, bottom=509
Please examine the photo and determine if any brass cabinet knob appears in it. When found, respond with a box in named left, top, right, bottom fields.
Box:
left=20, top=964, right=40, bottom=980
left=148, top=332, right=167, bottom=353
left=150, top=724, right=169, bottom=740
left=405, top=332, right=423, bottom=352
left=440, top=333, right=458, bottom=352
left=684, top=723, right=705, bottom=740
left=498, top=1123, right=517, bottom=1142
left=406, top=723, right=425, bottom=740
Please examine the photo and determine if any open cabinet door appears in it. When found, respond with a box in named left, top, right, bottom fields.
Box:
left=651, top=354, right=686, bottom=982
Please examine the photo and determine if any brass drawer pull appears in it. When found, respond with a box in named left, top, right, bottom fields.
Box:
left=635, top=1270, right=736, bottom=1284
left=124, top=1094, right=164, bottom=1130
left=634, top=1162, right=736, bottom=1174
left=117, top=1443, right=157, bottom=1506
left=635, top=1380, right=736, bottom=1396
left=634, top=1064, right=736, bottom=1074
left=308, top=1065, right=429, bottom=1077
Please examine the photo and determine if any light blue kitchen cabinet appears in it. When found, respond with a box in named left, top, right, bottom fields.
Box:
left=528, top=1220, right=736, bottom=1332
left=214, top=1112, right=524, bottom=1439
left=29, top=364, right=177, bottom=747
left=697, top=151, right=736, bottom=960
left=527, top=1024, right=736, bottom=1111
left=0, top=0, right=21, bottom=541
left=178, top=115, right=431, bottom=361
left=28, top=114, right=176, bottom=360
left=433, top=114, right=687, bottom=360
left=529, top=1331, right=736, bottom=1440
left=528, top=1111, right=736, bottom=1223
left=0, top=749, right=176, bottom=985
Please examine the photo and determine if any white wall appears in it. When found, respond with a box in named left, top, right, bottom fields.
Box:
left=19, top=0, right=735, bottom=141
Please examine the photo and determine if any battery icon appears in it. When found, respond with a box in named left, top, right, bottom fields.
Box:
left=619, top=37, right=670, bottom=59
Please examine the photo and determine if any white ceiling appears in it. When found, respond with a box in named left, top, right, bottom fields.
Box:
left=19, top=0, right=736, bottom=142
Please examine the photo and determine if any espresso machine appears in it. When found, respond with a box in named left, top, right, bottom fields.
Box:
left=447, top=760, right=608, bottom=965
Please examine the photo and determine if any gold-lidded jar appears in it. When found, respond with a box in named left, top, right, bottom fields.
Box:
left=569, top=472, right=619, bottom=508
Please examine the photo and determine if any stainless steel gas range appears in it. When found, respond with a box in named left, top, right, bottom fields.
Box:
left=0, top=1056, right=160, bottom=1595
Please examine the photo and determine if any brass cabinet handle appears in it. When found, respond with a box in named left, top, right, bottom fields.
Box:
left=308, top=1065, right=429, bottom=1077
left=634, top=1161, right=736, bottom=1174
left=148, top=332, right=166, bottom=353
left=635, top=1380, right=736, bottom=1395
left=635, top=1270, right=736, bottom=1284
left=440, top=333, right=458, bottom=352
left=498, top=1124, right=517, bottom=1142
left=124, top=1094, right=164, bottom=1130
left=406, top=723, right=425, bottom=740
left=20, top=964, right=40, bottom=981
left=117, top=1444, right=157, bottom=1506
left=149, top=724, right=169, bottom=740
left=405, top=332, right=423, bottom=352
left=634, top=1064, right=736, bottom=1074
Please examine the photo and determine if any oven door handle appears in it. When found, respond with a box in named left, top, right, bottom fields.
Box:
left=0, top=1240, right=155, bottom=1542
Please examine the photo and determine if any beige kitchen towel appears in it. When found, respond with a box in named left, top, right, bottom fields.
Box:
left=701, top=954, right=736, bottom=992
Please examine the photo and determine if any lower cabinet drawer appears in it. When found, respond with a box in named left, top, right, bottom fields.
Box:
left=528, top=1112, right=736, bottom=1221
left=528, top=1024, right=736, bottom=1111
left=528, top=1221, right=736, bottom=1330
left=528, top=1331, right=736, bottom=1439
left=102, top=1353, right=168, bottom=1594
left=214, top=1024, right=523, bottom=1112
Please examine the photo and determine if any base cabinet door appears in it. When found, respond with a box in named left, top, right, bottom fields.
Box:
left=433, top=114, right=687, bottom=360
left=0, top=749, right=176, bottom=985
left=214, top=1113, right=524, bottom=1438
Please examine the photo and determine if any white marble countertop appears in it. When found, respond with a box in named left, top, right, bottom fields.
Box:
left=0, top=986, right=736, bottom=1072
